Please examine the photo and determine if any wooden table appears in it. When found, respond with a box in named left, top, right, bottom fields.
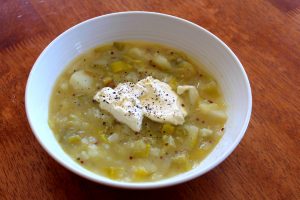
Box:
left=1, top=0, right=299, bottom=199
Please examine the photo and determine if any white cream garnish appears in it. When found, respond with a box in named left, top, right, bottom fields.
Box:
left=137, top=76, right=187, bottom=125
left=93, top=82, right=144, bottom=132
left=94, top=76, right=187, bottom=132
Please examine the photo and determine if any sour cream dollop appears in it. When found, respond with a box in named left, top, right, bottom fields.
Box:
left=94, top=76, right=187, bottom=132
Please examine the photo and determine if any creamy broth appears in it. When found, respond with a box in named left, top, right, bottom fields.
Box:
left=49, top=41, right=227, bottom=182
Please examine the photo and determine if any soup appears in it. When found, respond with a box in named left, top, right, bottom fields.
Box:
left=49, top=41, right=227, bottom=182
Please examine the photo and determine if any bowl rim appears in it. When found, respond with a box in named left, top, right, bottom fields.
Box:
left=25, top=11, right=252, bottom=189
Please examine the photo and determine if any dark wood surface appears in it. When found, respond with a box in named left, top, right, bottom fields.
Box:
left=0, top=0, right=299, bottom=199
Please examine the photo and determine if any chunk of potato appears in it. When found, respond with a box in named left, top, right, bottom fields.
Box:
left=184, top=125, right=199, bottom=149
left=207, top=110, right=227, bottom=123
left=177, top=85, right=199, bottom=105
left=127, top=48, right=147, bottom=59
left=152, top=54, right=171, bottom=70
left=198, top=101, right=227, bottom=123
left=69, top=70, right=94, bottom=91
left=198, top=101, right=219, bottom=113
left=184, top=124, right=199, bottom=135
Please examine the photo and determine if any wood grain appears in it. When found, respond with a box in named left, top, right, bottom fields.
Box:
left=0, top=0, right=299, bottom=199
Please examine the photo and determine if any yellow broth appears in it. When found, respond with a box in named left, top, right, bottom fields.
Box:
left=49, top=41, right=227, bottom=182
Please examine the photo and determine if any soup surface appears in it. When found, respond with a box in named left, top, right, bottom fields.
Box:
left=49, top=41, right=227, bottom=182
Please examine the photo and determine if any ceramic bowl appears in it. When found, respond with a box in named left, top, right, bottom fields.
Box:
left=25, top=11, right=252, bottom=189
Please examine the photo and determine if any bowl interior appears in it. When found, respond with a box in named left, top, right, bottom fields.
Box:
left=26, top=12, right=251, bottom=189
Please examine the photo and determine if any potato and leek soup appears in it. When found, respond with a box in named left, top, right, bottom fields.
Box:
left=49, top=41, right=227, bottom=182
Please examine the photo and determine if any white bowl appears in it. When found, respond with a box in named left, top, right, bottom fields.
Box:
left=25, top=11, right=252, bottom=189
